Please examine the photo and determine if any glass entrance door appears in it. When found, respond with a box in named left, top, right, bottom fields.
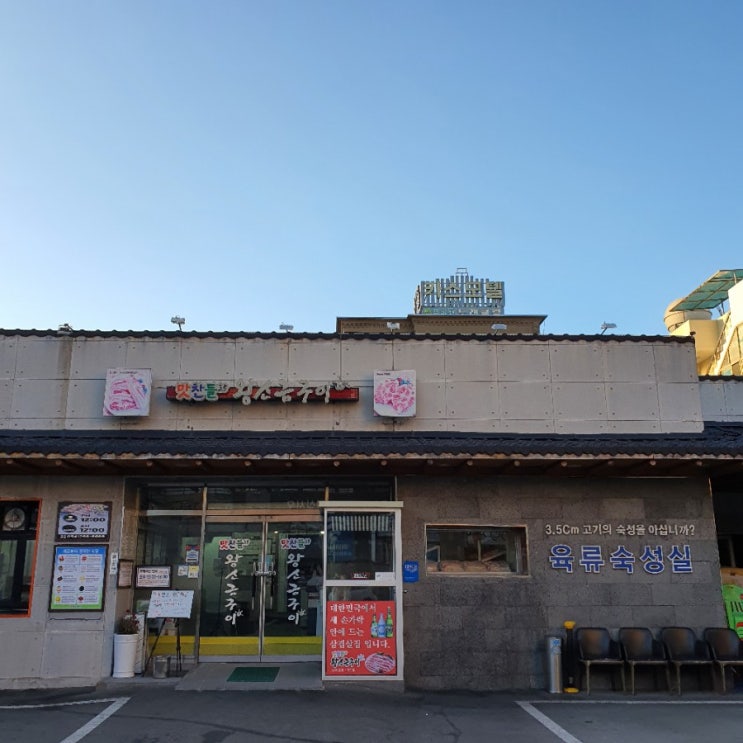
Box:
left=199, top=517, right=323, bottom=662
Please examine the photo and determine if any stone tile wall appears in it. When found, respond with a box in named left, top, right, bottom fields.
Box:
left=399, top=475, right=724, bottom=691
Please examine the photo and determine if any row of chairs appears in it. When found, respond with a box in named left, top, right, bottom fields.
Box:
left=576, top=626, right=743, bottom=695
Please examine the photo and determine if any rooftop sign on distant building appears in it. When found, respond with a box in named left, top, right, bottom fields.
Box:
left=413, top=268, right=505, bottom=316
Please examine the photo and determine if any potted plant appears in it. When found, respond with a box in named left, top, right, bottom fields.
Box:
left=116, top=613, right=140, bottom=635
left=112, top=611, right=141, bottom=678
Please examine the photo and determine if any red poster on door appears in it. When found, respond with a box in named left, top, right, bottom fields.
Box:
left=325, top=600, right=397, bottom=676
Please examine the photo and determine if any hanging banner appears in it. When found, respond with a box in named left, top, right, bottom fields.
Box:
left=325, top=600, right=397, bottom=677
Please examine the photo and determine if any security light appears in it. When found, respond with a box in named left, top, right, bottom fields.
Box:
left=171, top=316, right=185, bottom=331
left=386, top=322, right=400, bottom=331
left=279, top=323, right=294, bottom=332
left=490, top=323, right=507, bottom=334
left=600, top=322, right=617, bottom=334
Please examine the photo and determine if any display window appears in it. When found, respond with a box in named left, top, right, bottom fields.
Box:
left=0, top=500, right=40, bottom=616
left=426, top=525, right=528, bottom=575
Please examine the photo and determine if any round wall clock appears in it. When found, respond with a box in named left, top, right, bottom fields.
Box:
left=3, top=506, right=27, bottom=531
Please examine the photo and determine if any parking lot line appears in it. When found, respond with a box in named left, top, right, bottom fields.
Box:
left=517, top=701, right=584, bottom=743
left=0, top=696, right=130, bottom=743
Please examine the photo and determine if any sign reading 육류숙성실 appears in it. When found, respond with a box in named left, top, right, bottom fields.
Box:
left=546, top=520, right=700, bottom=576
left=166, top=380, right=359, bottom=405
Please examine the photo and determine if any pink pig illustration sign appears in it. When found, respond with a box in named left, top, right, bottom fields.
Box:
left=373, top=370, right=416, bottom=417
left=103, top=369, right=152, bottom=416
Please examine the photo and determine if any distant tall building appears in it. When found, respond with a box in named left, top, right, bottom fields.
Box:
left=665, top=269, right=743, bottom=375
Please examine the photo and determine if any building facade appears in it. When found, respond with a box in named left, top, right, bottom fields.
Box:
left=1, top=320, right=742, bottom=690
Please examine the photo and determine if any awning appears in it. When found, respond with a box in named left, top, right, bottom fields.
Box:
left=669, top=269, right=743, bottom=312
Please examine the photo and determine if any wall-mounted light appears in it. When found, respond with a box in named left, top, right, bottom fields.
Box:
left=490, top=323, right=507, bottom=334
left=386, top=322, right=400, bottom=331
left=57, top=323, right=73, bottom=335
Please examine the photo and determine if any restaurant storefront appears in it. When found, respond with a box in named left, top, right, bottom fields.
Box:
left=133, top=479, right=402, bottom=680
left=1, top=326, right=743, bottom=691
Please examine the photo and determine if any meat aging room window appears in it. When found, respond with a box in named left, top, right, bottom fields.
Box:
left=426, top=525, right=528, bottom=575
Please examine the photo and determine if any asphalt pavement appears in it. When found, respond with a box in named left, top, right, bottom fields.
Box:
left=3, top=674, right=743, bottom=743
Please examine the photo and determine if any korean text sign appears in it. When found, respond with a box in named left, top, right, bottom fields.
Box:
left=50, top=545, right=107, bottom=611
left=325, top=600, right=397, bottom=677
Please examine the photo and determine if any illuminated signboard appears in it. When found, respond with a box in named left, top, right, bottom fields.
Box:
left=413, top=270, right=505, bottom=316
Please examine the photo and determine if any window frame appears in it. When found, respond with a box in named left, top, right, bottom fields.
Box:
left=0, top=499, right=41, bottom=617
left=425, top=523, right=529, bottom=577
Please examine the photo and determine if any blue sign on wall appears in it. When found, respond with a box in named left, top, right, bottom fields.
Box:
left=403, top=560, right=419, bottom=583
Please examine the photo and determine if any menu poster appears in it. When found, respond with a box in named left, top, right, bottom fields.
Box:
left=56, top=502, right=112, bottom=541
left=325, top=600, right=397, bottom=677
left=50, top=545, right=107, bottom=611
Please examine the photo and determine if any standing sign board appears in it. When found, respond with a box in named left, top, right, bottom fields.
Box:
left=147, top=590, right=194, bottom=619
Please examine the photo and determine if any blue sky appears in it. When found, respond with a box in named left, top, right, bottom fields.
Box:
left=1, top=2, right=741, bottom=335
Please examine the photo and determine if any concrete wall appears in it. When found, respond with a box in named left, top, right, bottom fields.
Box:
left=701, top=378, right=743, bottom=422
left=400, top=475, right=724, bottom=691
left=0, top=334, right=703, bottom=434
left=0, top=477, right=129, bottom=690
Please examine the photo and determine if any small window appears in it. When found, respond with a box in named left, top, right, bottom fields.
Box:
left=326, top=512, right=395, bottom=581
left=0, top=500, right=40, bottom=615
left=426, top=525, right=528, bottom=575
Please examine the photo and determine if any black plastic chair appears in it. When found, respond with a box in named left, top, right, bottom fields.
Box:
left=619, top=627, right=670, bottom=695
left=704, top=627, right=743, bottom=693
left=576, top=627, right=626, bottom=694
left=660, top=627, right=714, bottom=695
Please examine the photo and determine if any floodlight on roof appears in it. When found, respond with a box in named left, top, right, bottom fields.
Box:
left=279, top=323, right=294, bottom=332
left=386, top=322, right=400, bottom=331
left=600, top=322, right=617, bottom=334
left=171, top=316, right=185, bottom=331
left=490, top=323, right=507, bottom=334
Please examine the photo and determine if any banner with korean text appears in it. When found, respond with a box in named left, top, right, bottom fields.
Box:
left=325, top=600, right=397, bottom=676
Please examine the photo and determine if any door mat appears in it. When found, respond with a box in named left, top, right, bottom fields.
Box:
left=227, top=667, right=280, bottom=683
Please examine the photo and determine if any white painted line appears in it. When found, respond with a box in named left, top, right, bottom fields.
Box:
left=516, top=701, right=584, bottom=743
left=58, top=697, right=130, bottom=743
left=0, top=697, right=130, bottom=743
left=0, top=696, right=127, bottom=710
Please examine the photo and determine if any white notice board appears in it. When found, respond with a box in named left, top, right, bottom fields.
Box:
left=147, top=590, right=194, bottom=618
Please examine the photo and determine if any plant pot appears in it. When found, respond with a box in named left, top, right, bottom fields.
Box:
left=112, top=633, right=140, bottom=678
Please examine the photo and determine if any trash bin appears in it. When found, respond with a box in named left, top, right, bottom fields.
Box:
left=152, top=656, right=170, bottom=679
left=546, top=636, right=562, bottom=693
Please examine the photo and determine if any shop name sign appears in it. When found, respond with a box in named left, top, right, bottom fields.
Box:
left=166, top=380, right=359, bottom=405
